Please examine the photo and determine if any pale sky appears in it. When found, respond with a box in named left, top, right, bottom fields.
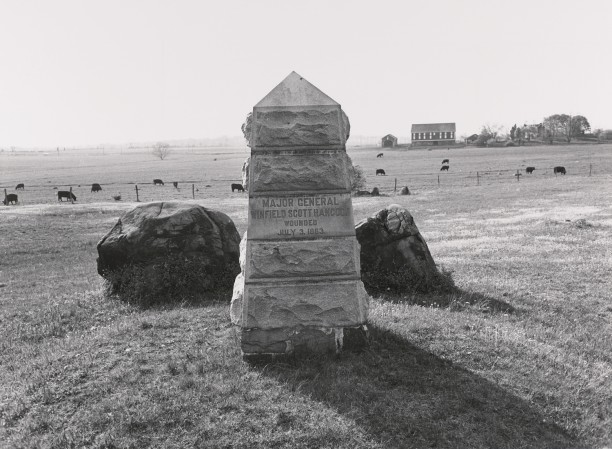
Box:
left=1, top=0, right=610, bottom=147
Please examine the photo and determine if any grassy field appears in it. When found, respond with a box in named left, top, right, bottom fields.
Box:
left=1, top=143, right=611, bottom=448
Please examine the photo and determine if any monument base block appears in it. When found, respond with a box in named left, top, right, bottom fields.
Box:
left=240, top=324, right=369, bottom=356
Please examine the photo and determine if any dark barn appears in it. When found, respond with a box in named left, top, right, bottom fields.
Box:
left=381, top=134, right=398, bottom=148
left=411, top=123, right=456, bottom=146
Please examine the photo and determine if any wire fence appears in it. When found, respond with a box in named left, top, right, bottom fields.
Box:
left=2, top=178, right=246, bottom=206
left=365, top=162, right=601, bottom=193
left=1, top=162, right=605, bottom=207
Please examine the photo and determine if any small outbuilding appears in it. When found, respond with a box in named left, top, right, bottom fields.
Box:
left=381, top=134, right=398, bottom=148
left=411, top=123, right=456, bottom=146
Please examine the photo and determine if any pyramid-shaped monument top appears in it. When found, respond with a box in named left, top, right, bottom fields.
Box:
left=255, top=72, right=339, bottom=108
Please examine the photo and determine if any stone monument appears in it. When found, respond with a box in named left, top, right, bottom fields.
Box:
left=231, top=72, right=369, bottom=356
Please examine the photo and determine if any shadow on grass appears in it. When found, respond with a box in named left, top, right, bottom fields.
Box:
left=251, top=324, right=578, bottom=449
left=376, top=287, right=516, bottom=315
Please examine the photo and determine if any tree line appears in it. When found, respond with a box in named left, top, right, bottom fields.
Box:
left=474, top=114, right=600, bottom=147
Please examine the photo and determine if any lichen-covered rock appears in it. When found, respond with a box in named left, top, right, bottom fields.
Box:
left=371, top=187, right=380, bottom=196
left=97, top=202, right=241, bottom=300
left=355, top=204, right=441, bottom=293
left=399, top=186, right=410, bottom=195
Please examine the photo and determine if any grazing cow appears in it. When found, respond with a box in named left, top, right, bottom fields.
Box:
left=526, top=167, right=535, bottom=174
left=3, top=193, right=18, bottom=205
left=153, top=179, right=164, bottom=186
left=57, top=191, right=77, bottom=202
left=440, top=165, right=449, bottom=171
left=173, top=181, right=178, bottom=188
left=377, top=153, right=384, bottom=158
left=375, top=169, right=386, bottom=176
left=91, top=183, right=102, bottom=192
left=15, top=183, right=24, bottom=190
left=553, top=166, right=566, bottom=175
left=442, top=159, right=449, bottom=164
left=231, top=183, right=245, bottom=192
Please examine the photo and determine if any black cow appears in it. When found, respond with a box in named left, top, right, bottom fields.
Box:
left=526, top=167, right=535, bottom=174
left=442, top=159, right=449, bottom=164
left=375, top=169, right=386, bottom=176
left=15, top=183, right=24, bottom=190
left=377, top=153, right=384, bottom=158
left=153, top=179, right=164, bottom=185
left=553, top=166, right=566, bottom=175
left=231, top=183, right=245, bottom=192
left=3, top=194, right=18, bottom=205
left=173, top=182, right=178, bottom=188
left=57, top=191, right=77, bottom=201
left=440, top=165, right=449, bottom=171
left=91, top=183, right=102, bottom=192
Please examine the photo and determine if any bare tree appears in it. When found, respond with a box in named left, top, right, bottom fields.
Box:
left=152, top=142, right=170, bottom=160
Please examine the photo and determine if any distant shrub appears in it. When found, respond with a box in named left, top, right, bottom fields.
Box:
left=475, top=134, right=490, bottom=147
left=505, top=141, right=515, bottom=147
left=350, top=164, right=367, bottom=192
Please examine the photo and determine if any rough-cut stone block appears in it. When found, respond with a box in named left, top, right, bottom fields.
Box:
left=230, top=272, right=244, bottom=325
left=245, top=238, right=360, bottom=281
left=240, top=325, right=369, bottom=356
left=241, top=327, right=338, bottom=355
left=253, top=108, right=345, bottom=148
left=247, top=193, right=355, bottom=240
left=241, top=280, right=368, bottom=329
left=249, top=152, right=352, bottom=193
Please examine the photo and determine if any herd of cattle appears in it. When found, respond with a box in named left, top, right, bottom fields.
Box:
left=2, top=179, right=249, bottom=206
left=375, top=157, right=567, bottom=177
left=1, top=163, right=570, bottom=206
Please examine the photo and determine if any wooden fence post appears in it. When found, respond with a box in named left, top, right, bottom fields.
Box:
left=394, top=178, right=397, bottom=193
left=437, top=175, right=440, bottom=186
left=70, top=186, right=74, bottom=204
left=516, top=170, right=520, bottom=182
left=589, top=164, right=592, bottom=177
left=477, top=171, right=480, bottom=186
left=3, top=188, right=7, bottom=206
left=192, top=184, right=195, bottom=199
left=135, top=185, right=140, bottom=202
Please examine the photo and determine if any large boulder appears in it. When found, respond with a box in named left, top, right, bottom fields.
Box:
left=97, top=202, right=241, bottom=302
left=355, top=204, right=449, bottom=293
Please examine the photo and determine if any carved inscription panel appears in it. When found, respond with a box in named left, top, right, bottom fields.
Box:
left=247, top=193, right=355, bottom=240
